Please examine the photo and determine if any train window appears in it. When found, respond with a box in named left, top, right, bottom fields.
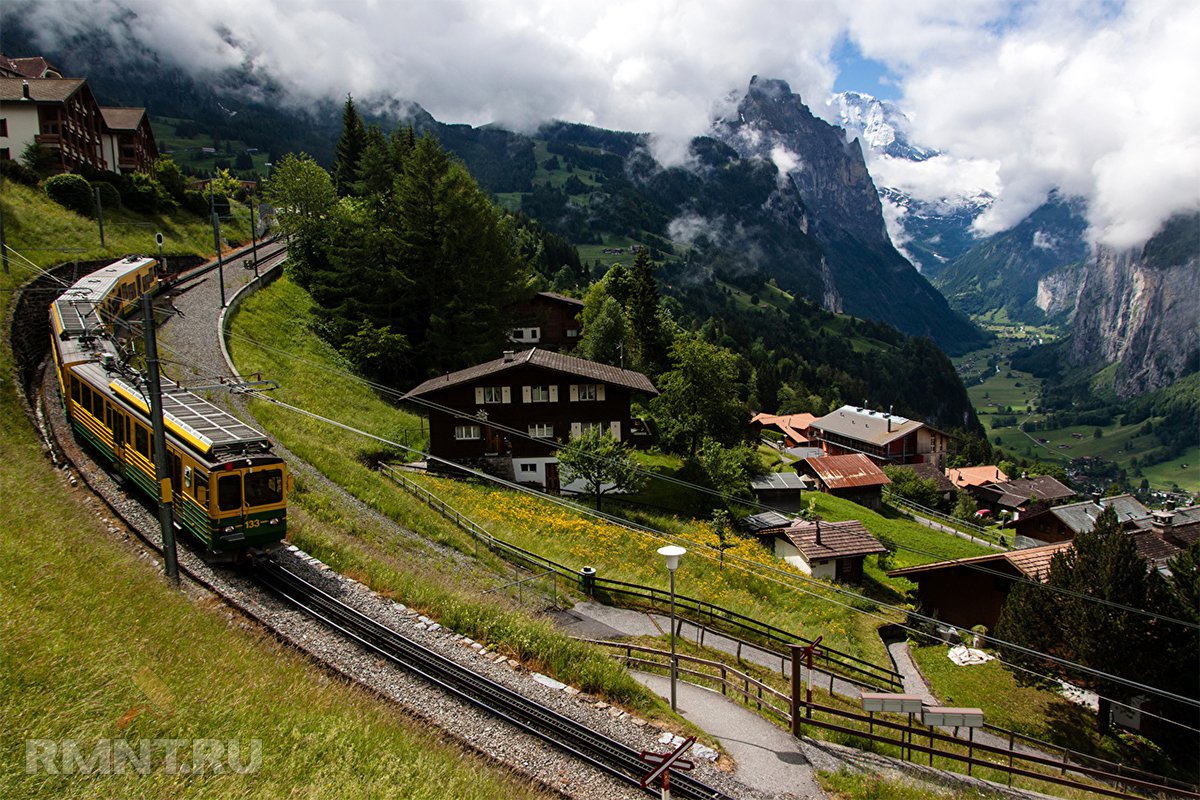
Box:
left=217, top=474, right=242, bottom=511
left=194, top=470, right=208, bottom=502
left=183, top=466, right=192, bottom=489
left=245, top=469, right=283, bottom=506
left=81, top=384, right=92, bottom=413
left=70, top=377, right=81, bottom=403
left=134, top=425, right=150, bottom=458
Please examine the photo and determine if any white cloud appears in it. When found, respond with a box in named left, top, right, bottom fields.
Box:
left=14, top=0, right=1198, bottom=249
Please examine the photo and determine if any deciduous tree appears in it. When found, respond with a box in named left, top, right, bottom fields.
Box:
left=557, top=428, right=644, bottom=512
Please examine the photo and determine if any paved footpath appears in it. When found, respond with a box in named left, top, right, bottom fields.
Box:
left=634, top=671, right=828, bottom=799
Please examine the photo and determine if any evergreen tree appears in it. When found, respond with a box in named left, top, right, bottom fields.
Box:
left=333, top=94, right=367, bottom=196
left=995, top=507, right=1171, bottom=732
left=627, top=247, right=667, bottom=374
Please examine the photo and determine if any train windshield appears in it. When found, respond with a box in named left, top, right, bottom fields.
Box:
left=245, top=469, right=284, bottom=507
left=217, top=474, right=242, bottom=512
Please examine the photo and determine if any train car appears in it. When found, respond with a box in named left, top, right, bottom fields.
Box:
left=49, top=255, right=288, bottom=555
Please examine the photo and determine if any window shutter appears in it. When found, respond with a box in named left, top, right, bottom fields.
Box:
left=569, top=384, right=578, bottom=402
left=610, top=421, right=621, bottom=441
left=549, top=385, right=559, bottom=402
left=522, top=386, right=531, bottom=403
left=502, top=386, right=511, bottom=404
left=570, top=422, right=582, bottom=439
left=596, top=384, right=606, bottom=401
left=474, top=387, right=484, bottom=404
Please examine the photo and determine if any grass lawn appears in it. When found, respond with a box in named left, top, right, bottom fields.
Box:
left=0, top=190, right=553, bottom=799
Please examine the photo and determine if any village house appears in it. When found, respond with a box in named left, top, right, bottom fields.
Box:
left=946, top=465, right=1008, bottom=492
left=796, top=453, right=891, bottom=510
left=401, top=348, right=656, bottom=491
left=510, top=291, right=583, bottom=351
left=969, top=475, right=1076, bottom=521
left=1012, top=493, right=1150, bottom=545
left=808, top=405, right=952, bottom=468
left=0, top=55, right=157, bottom=174
left=750, top=412, right=817, bottom=448
left=888, top=542, right=1071, bottom=630
left=755, top=518, right=887, bottom=583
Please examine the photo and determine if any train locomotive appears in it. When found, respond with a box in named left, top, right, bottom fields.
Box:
left=49, top=255, right=288, bottom=555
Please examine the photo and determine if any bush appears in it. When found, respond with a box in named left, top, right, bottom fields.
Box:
left=0, top=158, right=41, bottom=186
left=92, top=181, right=121, bottom=212
left=43, top=173, right=94, bottom=216
left=119, top=172, right=170, bottom=213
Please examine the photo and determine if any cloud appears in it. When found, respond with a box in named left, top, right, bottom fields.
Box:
left=12, top=0, right=1197, bottom=249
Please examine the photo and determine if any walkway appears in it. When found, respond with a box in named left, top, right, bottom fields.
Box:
left=633, top=671, right=828, bottom=799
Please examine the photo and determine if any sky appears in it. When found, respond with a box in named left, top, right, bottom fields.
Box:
left=13, top=0, right=1200, bottom=250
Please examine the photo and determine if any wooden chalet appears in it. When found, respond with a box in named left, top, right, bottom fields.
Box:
left=758, top=518, right=887, bottom=582
left=797, top=453, right=891, bottom=510
left=1012, top=493, right=1149, bottom=545
left=970, top=475, right=1076, bottom=520
left=888, top=542, right=1071, bottom=630
left=401, top=348, right=656, bottom=490
left=809, top=405, right=952, bottom=468
left=510, top=291, right=583, bottom=351
left=748, top=471, right=812, bottom=512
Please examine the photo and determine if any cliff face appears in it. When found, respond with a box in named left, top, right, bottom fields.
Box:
left=1067, top=214, right=1200, bottom=398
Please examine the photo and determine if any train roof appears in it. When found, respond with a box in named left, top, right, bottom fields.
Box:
left=72, top=361, right=273, bottom=459
left=51, top=255, right=156, bottom=339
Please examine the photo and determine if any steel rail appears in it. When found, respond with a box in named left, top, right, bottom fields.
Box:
left=254, top=560, right=732, bottom=800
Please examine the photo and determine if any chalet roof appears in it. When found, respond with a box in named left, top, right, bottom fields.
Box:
left=809, top=405, right=926, bottom=447
left=977, top=475, right=1076, bottom=509
left=534, top=291, right=584, bottom=308
left=889, top=540, right=1072, bottom=582
left=0, top=76, right=85, bottom=103
left=947, top=465, right=1008, bottom=488
left=749, top=472, right=811, bottom=492
left=0, top=55, right=61, bottom=78
left=1131, top=530, right=1183, bottom=567
left=403, top=348, right=658, bottom=399
left=780, top=519, right=888, bottom=561
left=1043, top=494, right=1150, bottom=535
left=751, top=412, right=816, bottom=443
left=100, top=106, right=147, bottom=131
left=742, top=510, right=793, bottom=534
left=802, top=454, right=890, bottom=490
left=891, top=462, right=956, bottom=493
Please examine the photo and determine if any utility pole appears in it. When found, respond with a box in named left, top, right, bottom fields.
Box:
left=0, top=206, right=8, bottom=274
left=142, top=292, right=179, bottom=585
left=210, top=178, right=226, bottom=307
left=248, top=191, right=259, bottom=278
left=95, top=186, right=105, bottom=247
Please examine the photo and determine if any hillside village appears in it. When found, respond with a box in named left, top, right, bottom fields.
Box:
left=4, top=44, right=1198, bottom=800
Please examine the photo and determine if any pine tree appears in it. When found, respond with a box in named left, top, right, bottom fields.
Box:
left=333, top=94, right=367, bottom=196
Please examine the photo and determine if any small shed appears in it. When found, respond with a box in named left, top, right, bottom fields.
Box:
left=761, top=519, right=887, bottom=583
left=749, top=471, right=812, bottom=512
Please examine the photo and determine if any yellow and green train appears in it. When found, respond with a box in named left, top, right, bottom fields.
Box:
left=49, top=255, right=288, bottom=554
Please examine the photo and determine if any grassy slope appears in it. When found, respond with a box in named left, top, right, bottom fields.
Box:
left=0, top=182, right=551, bottom=798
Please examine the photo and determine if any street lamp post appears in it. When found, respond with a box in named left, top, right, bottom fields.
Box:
left=657, top=544, right=686, bottom=712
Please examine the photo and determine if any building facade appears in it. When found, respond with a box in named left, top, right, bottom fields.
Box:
left=809, top=405, right=952, bottom=468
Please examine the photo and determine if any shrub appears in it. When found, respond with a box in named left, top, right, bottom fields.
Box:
left=43, top=173, right=94, bottom=216
left=0, top=158, right=41, bottom=186
left=119, top=172, right=170, bottom=213
left=92, top=181, right=121, bottom=212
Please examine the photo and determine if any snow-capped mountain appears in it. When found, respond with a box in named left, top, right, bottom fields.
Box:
left=828, top=91, right=937, bottom=162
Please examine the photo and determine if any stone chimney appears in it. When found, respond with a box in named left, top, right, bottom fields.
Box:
left=1151, top=510, right=1176, bottom=542
left=814, top=519, right=821, bottom=545
left=502, top=350, right=515, bottom=363
left=21, top=80, right=31, bottom=100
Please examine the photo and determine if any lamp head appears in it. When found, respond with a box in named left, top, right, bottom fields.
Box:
left=657, top=544, right=687, bottom=572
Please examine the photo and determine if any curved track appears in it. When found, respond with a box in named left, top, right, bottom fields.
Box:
left=254, top=559, right=733, bottom=800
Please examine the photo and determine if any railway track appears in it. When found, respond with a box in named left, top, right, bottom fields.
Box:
left=254, top=559, right=734, bottom=800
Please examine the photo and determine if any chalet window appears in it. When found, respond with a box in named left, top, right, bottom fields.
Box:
left=519, top=463, right=537, bottom=474
left=512, top=327, right=540, bottom=342
left=522, top=385, right=557, bottom=403
left=570, top=383, right=604, bottom=402
left=0, top=118, right=7, bottom=136
left=570, top=421, right=606, bottom=439
left=528, top=423, right=554, bottom=438
left=566, top=329, right=578, bottom=338
left=454, top=424, right=482, bottom=440
left=474, top=386, right=510, bottom=404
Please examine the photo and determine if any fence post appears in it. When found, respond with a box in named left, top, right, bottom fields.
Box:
left=1008, top=731, right=1014, bottom=787
left=790, top=643, right=805, bottom=738
left=720, top=666, right=726, bottom=696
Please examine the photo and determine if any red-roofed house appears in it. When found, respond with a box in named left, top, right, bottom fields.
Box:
left=797, top=453, right=891, bottom=509
left=758, top=518, right=887, bottom=582
left=750, top=412, right=817, bottom=447
left=401, top=348, right=657, bottom=490
left=947, top=465, right=1008, bottom=490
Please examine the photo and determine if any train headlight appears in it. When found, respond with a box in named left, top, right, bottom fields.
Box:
left=269, top=518, right=280, bottom=525
left=223, top=526, right=236, bottom=534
